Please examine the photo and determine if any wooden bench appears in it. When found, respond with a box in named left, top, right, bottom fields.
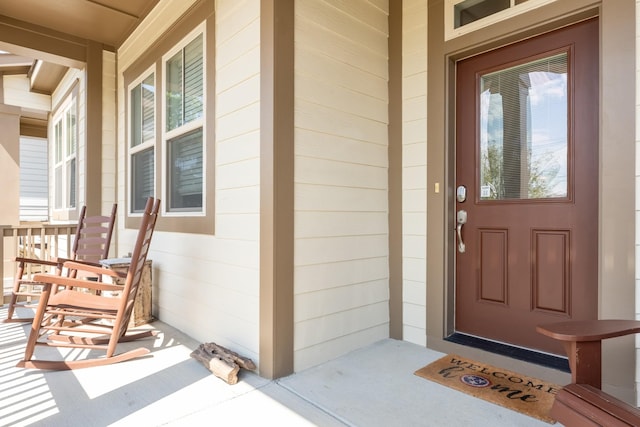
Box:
left=537, top=320, right=640, bottom=426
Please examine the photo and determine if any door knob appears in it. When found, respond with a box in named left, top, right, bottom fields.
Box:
left=457, top=210, right=467, bottom=253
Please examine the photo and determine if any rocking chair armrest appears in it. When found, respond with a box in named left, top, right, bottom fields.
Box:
left=32, top=273, right=126, bottom=293
left=62, top=261, right=125, bottom=279
left=13, top=257, right=64, bottom=268
left=56, top=258, right=105, bottom=269
left=536, top=319, right=640, bottom=342
left=536, top=319, right=640, bottom=389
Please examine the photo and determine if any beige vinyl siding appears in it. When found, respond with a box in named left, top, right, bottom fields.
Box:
left=636, top=0, right=640, bottom=406
left=293, top=0, right=390, bottom=371
left=116, top=0, right=262, bottom=363
left=402, top=0, right=428, bottom=346
left=3, top=75, right=50, bottom=112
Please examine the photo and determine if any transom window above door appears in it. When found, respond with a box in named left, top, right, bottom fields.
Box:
left=445, top=0, right=557, bottom=40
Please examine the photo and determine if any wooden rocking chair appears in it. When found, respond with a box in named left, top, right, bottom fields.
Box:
left=17, top=197, right=160, bottom=370
left=5, top=203, right=118, bottom=322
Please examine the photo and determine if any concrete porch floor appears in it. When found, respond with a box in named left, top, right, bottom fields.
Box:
left=0, top=306, right=565, bottom=426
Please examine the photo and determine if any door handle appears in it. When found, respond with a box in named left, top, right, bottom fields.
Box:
left=456, top=210, right=467, bottom=253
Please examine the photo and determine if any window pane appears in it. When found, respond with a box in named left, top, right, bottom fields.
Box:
left=131, top=84, right=142, bottom=147
left=132, top=74, right=155, bottom=147
left=184, top=34, right=203, bottom=123
left=479, top=53, right=568, bottom=200
left=168, top=128, right=203, bottom=211
left=67, top=158, right=76, bottom=208
left=455, top=0, right=510, bottom=28
left=66, top=101, right=76, bottom=155
left=54, top=121, right=62, bottom=163
left=132, top=147, right=155, bottom=212
left=142, top=74, right=155, bottom=142
left=166, top=51, right=183, bottom=131
left=55, top=166, right=62, bottom=209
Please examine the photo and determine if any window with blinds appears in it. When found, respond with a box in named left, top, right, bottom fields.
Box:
left=127, top=23, right=207, bottom=220
left=164, top=29, right=205, bottom=212
left=52, top=96, right=78, bottom=210
left=129, top=72, right=156, bottom=213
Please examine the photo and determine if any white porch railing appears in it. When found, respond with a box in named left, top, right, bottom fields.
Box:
left=1, top=223, right=78, bottom=303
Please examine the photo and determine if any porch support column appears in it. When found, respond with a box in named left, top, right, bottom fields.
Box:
left=388, top=0, right=404, bottom=340
left=259, top=0, right=295, bottom=379
left=0, top=104, right=21, bottom=226
left=85, top=41, right=103, bottom=216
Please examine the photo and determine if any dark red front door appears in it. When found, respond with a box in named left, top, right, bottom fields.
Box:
left=455, top=18, right=599, bottom=354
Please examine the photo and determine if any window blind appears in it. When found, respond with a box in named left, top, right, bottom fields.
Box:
left=67, top=158, right=76, bottom=208
left=166, top=33, right=203, bottom=132
left=168, top=128, right=203, bottom=209
left=132, top=147, right=154, bottom=212
left=131, top=84, right=142, bottom=147
left=184, top=34, right=203, bottom=123
left=166, top=52, right=183, bottom=131
left=142, top=75, right=155, bottom=142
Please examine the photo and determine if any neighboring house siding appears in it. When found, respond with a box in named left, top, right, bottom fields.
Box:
left=402, top=0, right=428, bottom=346
left=116, top=0, right=261, bottom=363
left=19, top=137, right=48, bottom=222
left=293, top=0, right=390, bottom=371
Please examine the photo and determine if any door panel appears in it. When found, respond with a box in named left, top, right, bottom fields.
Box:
left=455, top=18, right=598, bottom=355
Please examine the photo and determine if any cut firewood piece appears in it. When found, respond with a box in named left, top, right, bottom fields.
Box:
left=190, top=342, right=255, bottom=384
left=200, top=342, right=256, bottom=370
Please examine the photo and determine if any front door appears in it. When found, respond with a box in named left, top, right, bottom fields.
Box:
left=455, top=18, right=598, bottom=355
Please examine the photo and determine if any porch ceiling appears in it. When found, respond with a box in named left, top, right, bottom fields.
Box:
left=0, top=0, right=159, bottom=96
left=0, top=0, right=160, bottom=49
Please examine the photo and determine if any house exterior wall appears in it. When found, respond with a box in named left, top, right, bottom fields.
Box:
left=110, top=0, right=640, bottom=386
left=293, top=0, right=391, bottom=371
left=402, top=0, right=428, bottom=346
left=636, top=0, right=640, bottom=406
left=116, top=0, right=262, bottom=363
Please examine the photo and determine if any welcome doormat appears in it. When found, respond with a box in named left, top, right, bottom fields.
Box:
left=414, top=354, right=560, bottom=423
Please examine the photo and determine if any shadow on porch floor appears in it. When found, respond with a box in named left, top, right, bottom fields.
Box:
left=0, top=306, right=562, bottom=426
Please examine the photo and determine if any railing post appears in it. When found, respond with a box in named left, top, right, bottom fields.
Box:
left=0, top=226, right=5, bottom=297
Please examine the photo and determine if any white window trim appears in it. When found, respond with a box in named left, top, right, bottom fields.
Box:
left=161, top=21, right=207, bottom=218
left=52, top=94, right=78, bottom=213
left=445, top=0, right=558, bottom=41
left=127, top=65, right=157, bottom=217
